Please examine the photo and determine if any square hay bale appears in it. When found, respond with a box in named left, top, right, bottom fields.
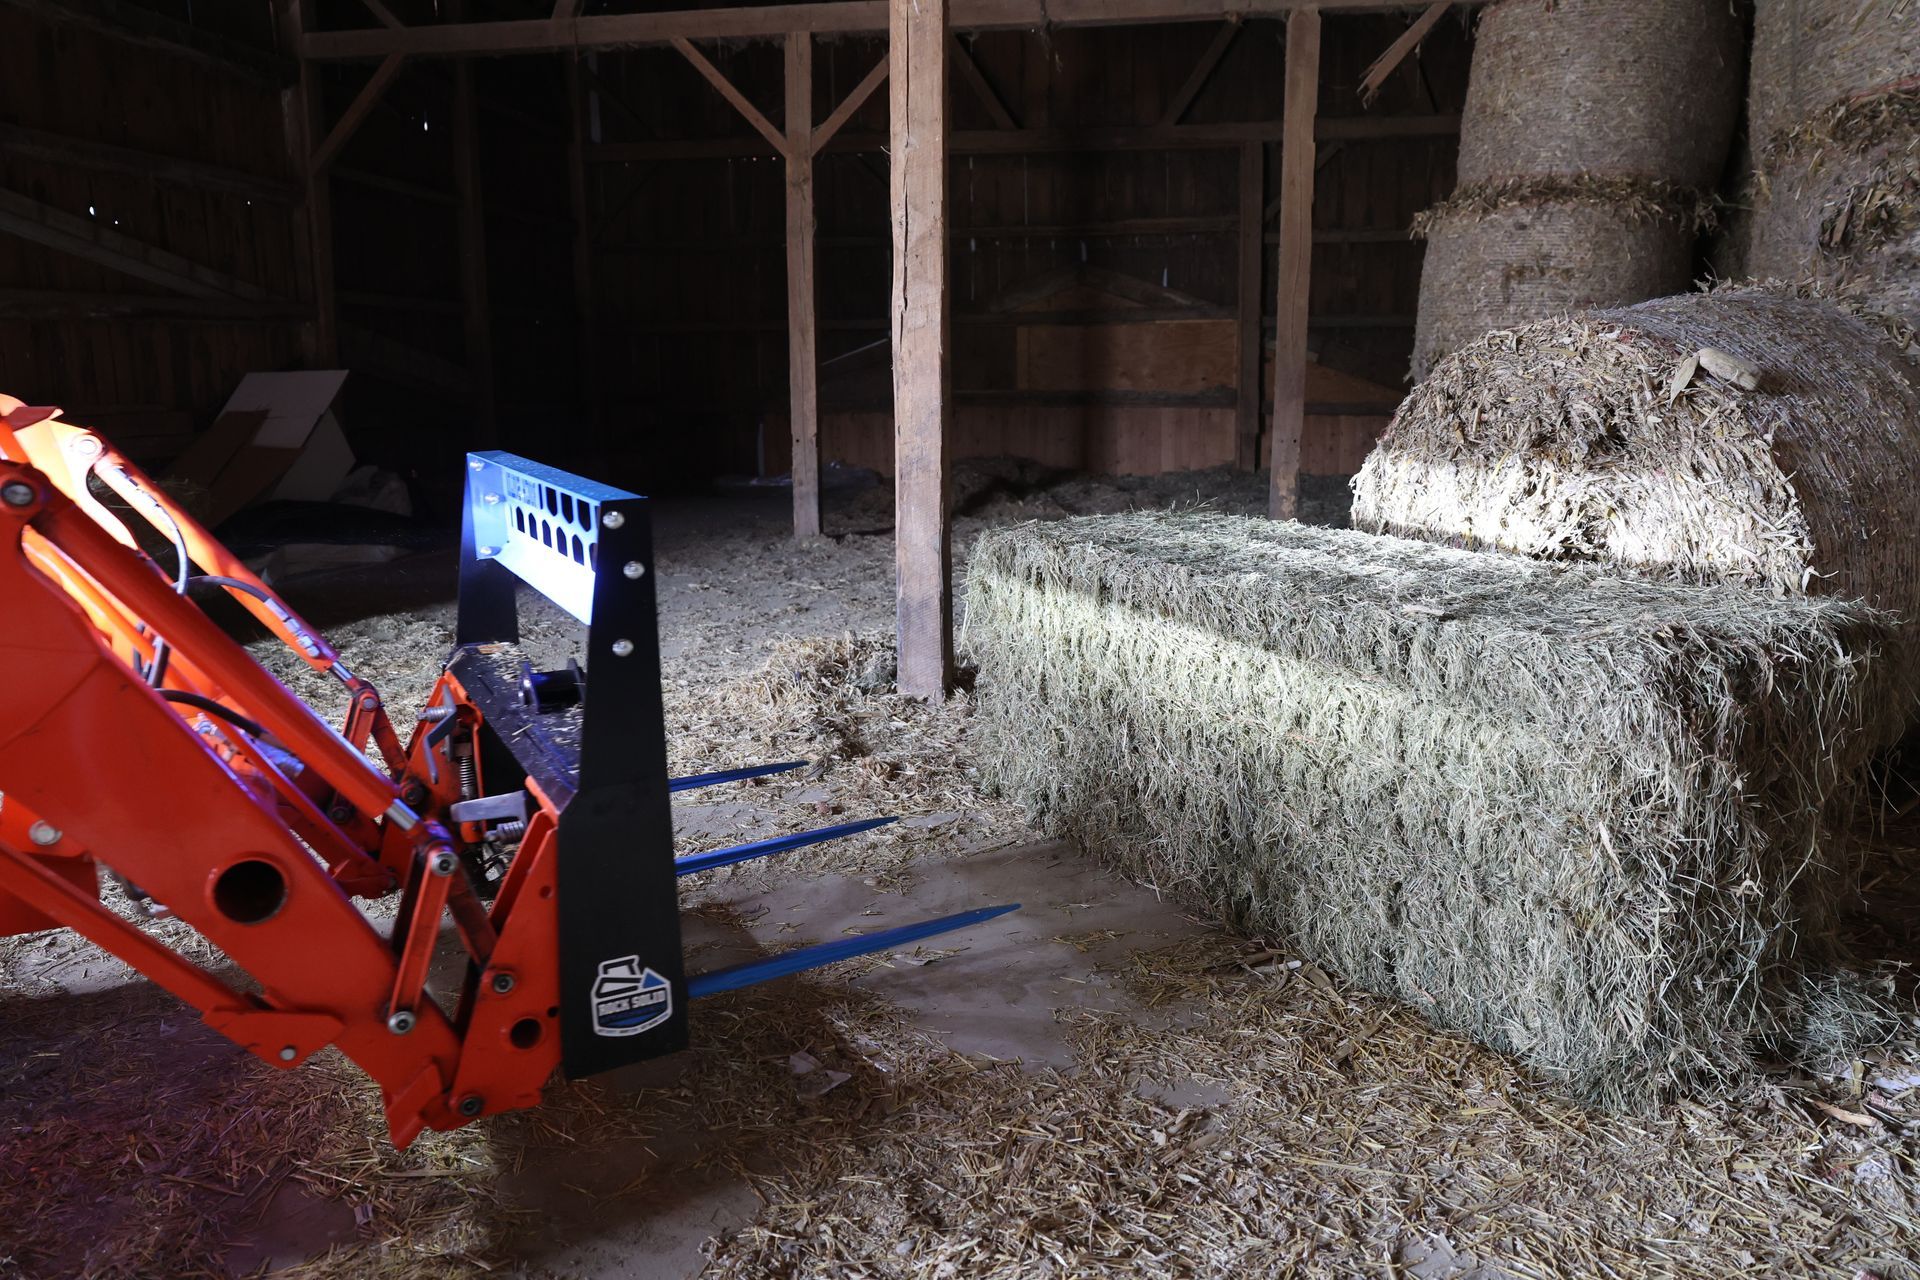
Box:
left=964, top=511, right=1904, bottom=1109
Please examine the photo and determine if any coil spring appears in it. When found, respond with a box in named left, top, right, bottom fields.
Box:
left=493, top=819, right=527, bottom=842
left=456, top=748, right=478, bottom=801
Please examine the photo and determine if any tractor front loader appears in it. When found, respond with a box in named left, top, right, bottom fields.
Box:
left=0, top=394, right=1014, bottom=1147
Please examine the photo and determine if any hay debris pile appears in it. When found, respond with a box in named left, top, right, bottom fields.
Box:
left=965, top=512, right=1903, bottom=1109
left=1744, top=0, right=1920, bottom=328
left=1355, top=288, right=1920, bottom=627
left=1412, top=0, right=1743, bottom=379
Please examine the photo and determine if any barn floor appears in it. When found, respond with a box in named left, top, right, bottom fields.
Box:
left=3, top=466, right=1919, bottom=1279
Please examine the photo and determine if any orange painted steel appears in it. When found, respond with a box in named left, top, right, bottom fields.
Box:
left=0, top=400, right=565, bottom=1147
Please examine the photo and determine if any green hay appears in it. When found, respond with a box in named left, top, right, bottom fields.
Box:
left=963, top=511, right=1908, bottom=1111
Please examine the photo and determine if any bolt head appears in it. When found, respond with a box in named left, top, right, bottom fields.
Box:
left=601, top=510, right=625, bottom=529
left=429, top=851, right=459, bottom=877
left=278, top=1045, right=298, bottom=1062
left=622, top=560, right=646, bottom=579
left=70, top=435, right=102, bottom=457
left=483, top=492, right=500, bottom=504
left=489, top=971, right=516, bottom=994
left=477, top=545, right=498, bottom=557
left=387, top=1010, right=417, bottom=1035
left=457, top=1094, right=485, bottom=1118
left=610, top=638, right=635, bottom=658
left=1, top=480, right=37, bottom=508
left=469, top=459, right=485, bottom=471
left=26, top=821, right=60, bottom=847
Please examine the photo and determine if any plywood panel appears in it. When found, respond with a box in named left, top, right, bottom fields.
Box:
left=1016, top=319, right=1236, bottom=393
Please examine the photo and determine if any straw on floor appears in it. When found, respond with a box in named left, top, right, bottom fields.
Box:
left=964, top=511, right=1907, bottom=1111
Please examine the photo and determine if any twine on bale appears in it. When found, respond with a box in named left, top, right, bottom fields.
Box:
left=964, top=512, right=1909, bottom=1111
left=1412, top=0, right=1743, bottom=379
left=1358, top=287, right=1920, bottom=627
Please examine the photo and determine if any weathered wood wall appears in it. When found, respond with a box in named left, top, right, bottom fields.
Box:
left=0, top=4, right=304, bottom=463
left=583, top=13, right=1469, bottom=483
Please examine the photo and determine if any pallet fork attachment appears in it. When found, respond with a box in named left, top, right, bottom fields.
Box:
left=0, top=401, right=1017, bottom=1146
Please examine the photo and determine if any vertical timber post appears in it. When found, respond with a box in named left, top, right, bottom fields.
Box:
left=278, top=0, right=335, bottom=366
left=786, top=32, right=822, bottom=540
left=890, top=0, right=952, bottom=699
left=1269, top=6, right=1319, bottom=520
left=566, top=58, right=601, bottom=448
left=1235, top=140, right=1263, bottom=472
left=451, top=3, right=497, bottom=446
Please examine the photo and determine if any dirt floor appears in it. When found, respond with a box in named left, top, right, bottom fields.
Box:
left=2, top=463, right=1918, bottom=1279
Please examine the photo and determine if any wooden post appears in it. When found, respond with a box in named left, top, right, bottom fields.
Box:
left=278, top=0, right=335, bottom=365
left=450, top=9, right=496, bottom=445
left=785, top=32, right=821, bottom=539
left=890, top=0, right=951, bottom=699
left=1268, top=6, right=1318, bottom=521
left=1235, top=140, right=1262, bottom=472
left=565, top=58, right=601, bottom=447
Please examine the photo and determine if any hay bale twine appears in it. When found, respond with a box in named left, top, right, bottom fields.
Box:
left=1749, top=0, right=1920, bottom=150
left=1412, top=187, right=1704, bottom=380
left=1356, top=288, right=1920, bottom=623
left=1412, top=0, right=1742, bottom=378
left=1457, top=0, right=1743, bottom=189
left=1747, top=85, right=1920, bottom=329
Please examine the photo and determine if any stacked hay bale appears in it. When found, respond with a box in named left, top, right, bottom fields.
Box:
left=1744, top=0, right=1920, bottom=328
left=1354, top=288, right=1920, bottom=628
left=965, top=513, right=1904, bottom=1108
left=1412, top=0, right=1743, bottom=379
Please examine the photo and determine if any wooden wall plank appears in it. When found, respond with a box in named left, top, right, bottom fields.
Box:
left=1267, top=7, right=1317, bottom=520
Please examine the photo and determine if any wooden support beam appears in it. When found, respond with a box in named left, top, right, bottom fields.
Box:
left=355, top=0, right=404, bottom=29
left=786, top=34, right=823, bottom=540
left=0, top=187, right=275, bottom=301
left=671, top=38, right=791, bottom=159
left=1235, top=141, right=1263, bottom=471
left=892, top=0, right=952, bottom=699
left=2, top=0, right=295, bottom=87
left=813, top=55, right=889, bottom=155
left=309, top=53, right=408, bottom=176
left=587, top=114, right=1459, bottom=163
left=552, top=0, right=584, bottom=17
left=0, top=289, right=310, bottom=321
left=451, top=3, right=496, bottom=445
left=566, top=60, right=602, bottom=446
left=303, top=0, right=1487, bottom=59
left=1161, top=19, right=1240, bottom=126
left=1268, top=6, right=1318, bottom=521
left=951, top=34, right=1018, bottom=129
left=1358, top=0, right=1450, bottom=106
left=277, top=0, right=334, bottom=364
left=0, top=124, right=299, bottom=205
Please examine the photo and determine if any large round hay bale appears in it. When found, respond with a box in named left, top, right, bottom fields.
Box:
left=1354, top=288, right=1920, bottom=621
left=1749, top=0, right=1920, bottom=149
left=1412, top=191, right=1702, bottom=381
left=1746, top=85, right=1920, bottom=328
left=1411, top=0, right=1742, bottom=378
left=1457, top=0, right=1744, bottom=189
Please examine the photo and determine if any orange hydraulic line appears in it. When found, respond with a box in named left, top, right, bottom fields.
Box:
left=26, top=484, right=416, bottom=828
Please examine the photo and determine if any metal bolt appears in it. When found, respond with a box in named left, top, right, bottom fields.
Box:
left=429, top=850, right=459, bottom=877
left=70, top=435, right=101, bottom=457
left=478, top=545, right=498, bottom=557
left=1, top=480, right=36, bottom=508
left=387, top=1010, right=417, bottom=1035
left=278, top=1045, right=298, bottom=1062
left=610, top=638, right=634, bottom=658
left=622, top=560, right=646, bottom=580
left=328, top=804, right=353, bottom=824
left=489, top=971, right=516, bottom=995
left=27, top=821, right=59, bottom=847
left=469, top=458, right=485, bottom=471
left=602, top=511, right=625, bottom=529
left=457, top=1094, right=485, bottom=1118
left=483, top=492, right=501, bottom=504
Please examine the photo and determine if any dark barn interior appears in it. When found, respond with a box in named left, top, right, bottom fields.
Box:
left=2, top=1, right=1919, bottom=1276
